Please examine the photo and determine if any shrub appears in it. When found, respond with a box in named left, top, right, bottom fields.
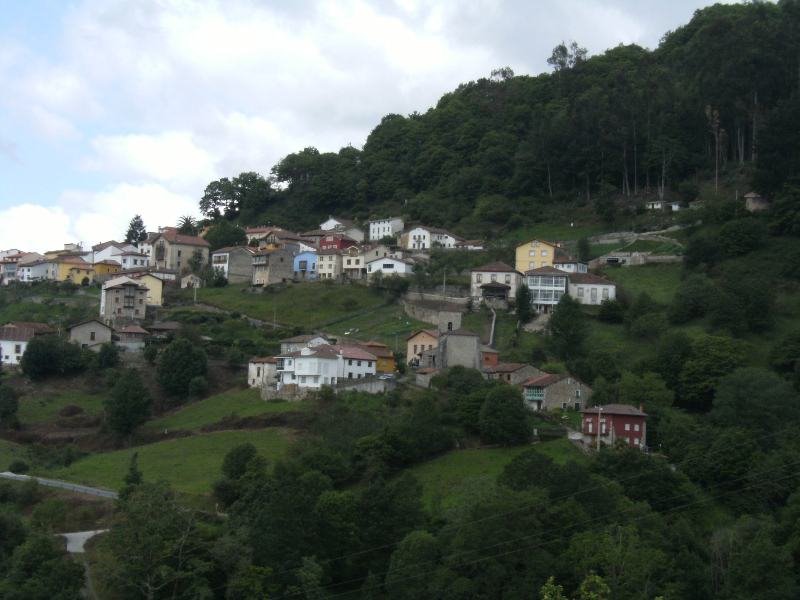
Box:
left=95, top=342, right=120, bottom=370
left=188, top=376, right=209, bottom=398
left=20, top=336, right=89, bottom=380
left=58, top=405, right=84, bottom=418
left=598, top=299, right=625, bottom=323
left=478, top=386, right=530, bottom=446
left=8, top=460, right=29, bottom=474
left=157, top=338, right=208, bottom=398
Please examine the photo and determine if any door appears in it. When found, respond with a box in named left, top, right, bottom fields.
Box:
left=590, top=288, right=597, bottom=304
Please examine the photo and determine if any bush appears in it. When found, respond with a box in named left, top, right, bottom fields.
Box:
left=629, top=312, right=668, bottom=339
left=478, top=385, right=530, bottom=446
left=157, top=338, right=208, bottom=398
left=8, top=460, right=29, bottom=474
left=142, top=344, right=159, bottom=365
left=95, top=342, right=120, bottom=369
left=598, top=299, right=625, bottom=323
left=105, top=369, right=152, bottom=436
left=188, top=376, right=209, bottom=398
left=20, top=336, right=89, bottom=380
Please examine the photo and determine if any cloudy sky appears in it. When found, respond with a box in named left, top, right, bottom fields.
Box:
left=0, top=0, right=731, bottom=252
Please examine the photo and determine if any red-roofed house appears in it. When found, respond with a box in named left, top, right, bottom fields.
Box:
left=274, top=343, right=377, bottom=393
left=581, top=404, right=647, bottom=450
left=144, top=228, right=210, bottom=272
left=484, top=362, right=543, bottom=385
left=522, top=373, right=592, bottom=411
left=406, top=329, right=439, bottom=366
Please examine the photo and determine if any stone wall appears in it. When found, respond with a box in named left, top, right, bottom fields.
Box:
left=402, top=301, right=463, bottom=332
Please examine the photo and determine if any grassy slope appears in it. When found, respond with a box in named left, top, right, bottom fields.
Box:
left=326, top=303, right=430, bottom=351
left=42, top=429, right=293, bottom=495
left=17, top=389, right=105, bottom=425
left=601, top=263, right=683, bottom=304
left=0, top=439, right=26, bottom=470
left=407, top=439, right=585, bottom=511
left=144, top=388, right=302, bottom=432
left=186, top=282, right=388, bottom=328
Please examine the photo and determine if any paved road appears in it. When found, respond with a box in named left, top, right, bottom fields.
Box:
left=60, top=529, right=109, bottom=554
left=0, top=472, right=118, bottom=499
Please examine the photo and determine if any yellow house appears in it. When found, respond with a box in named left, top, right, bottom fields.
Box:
left=515, top=239, right=558, bottom=273
left=406, top=329, right=439, bottom=365
left=358, top=341, right=396, bottom=373
left=55, top=257, right=95, bottom=283
left=132, top=273, right=164, bottom=306
left=93, top=260, right=122, bottom=280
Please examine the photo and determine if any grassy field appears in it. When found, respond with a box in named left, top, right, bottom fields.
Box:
left=144, top=388, right=303, bottom=432
left=601, top=263, right=683, bottom=304
left=187, top=282, right=388, bottom=328
left=43, top=429, right=293, bottom=496
left=327, top=303, right=430, bottom=352
left=407, top=439, right=585, bottom=512
left=588, top=242, right=625, bottom=259
left=622, top=239, right=684, bottom=255
left=0, top=439, right=26, bottom=470
left=505, top=222, right=611, bottom=244
left=17, top=389, right=105, bottom=425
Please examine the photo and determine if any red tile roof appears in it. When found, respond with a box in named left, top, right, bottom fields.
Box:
left=154, top=228, right=210, bottom=247
left=581, top=404, right=647, bottom=417
left=484, top=362, right=530, bottom=374
left=406, top=329, right=440, bottom=341
left=522, top=373, right=567, bottom=387
left=0, top=322, right=54, bottom=341
left=334, top=345, right=378, bottom=361
left=472, top=261, right=519, bottom=273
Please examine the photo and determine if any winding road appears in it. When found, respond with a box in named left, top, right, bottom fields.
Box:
left=0, top=471, right=118, bottom=499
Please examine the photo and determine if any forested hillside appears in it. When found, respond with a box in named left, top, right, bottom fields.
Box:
left=197, top=1, right=800, bottom=236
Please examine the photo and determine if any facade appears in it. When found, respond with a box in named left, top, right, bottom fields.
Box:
left=524, top=267, right=568, bottom=313
left=17, top=259, right=57, bottom=282
left=146, top=228, right=210, bottom=272
left=581, top=404, right=647, bottom=450
left=484, top=363, right=543, bottom=385
left=319, top=233, right=357, bottom=252
left=568, top=273, right=617, bottom=306
left=317, top=250, right=343, bottom=280
left=515, top=239, right=558, bottom=273
left=280, top=334, right=332, bottom=354
left=55, top=256, right=96, bottom=283
left=406, top=329, right=439, bottom=366
left=293, top=251, right=318, bottom=280
left=744, top=192, right=769, bottom=212
left=366, top=257, right=413, bottom=278
left=0, top=322, right=54, bottom=367
left=342, top=245, right=366, bottom=280
left=92, top=241, right=149, bottom=268
left=369, top=217, right=404, bottom=241
left=212, top=246, right=255, bottom=284
left=244, top=226, right=295, bottom=244
left=251, top=249, right=293, bottom=286
left=404, top=226, right=432, bottom=250
left=522, top=373, right=592, bottom=412
left=100, top=276, right=149, bottom=325
left=116, top=325, right=149, bottom=351
left=425, top=329, right=481, bottom=370
left=248, top=356, right=277, bottom=388
left=356, top=341, right=396, bottom=373
left=553, top=258, right=588, bottom=274
left=67, top=319, right=113, bottom=350
left=275, top=344, right=377, bottom=392
left=470, top=262, right=522, bottom=303
left=93, top=260, right=123, bottom=280
left=128, top=273, right=164, bottom=306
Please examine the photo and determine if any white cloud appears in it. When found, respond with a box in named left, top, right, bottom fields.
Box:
left=0, top=204, right=73, bottom=251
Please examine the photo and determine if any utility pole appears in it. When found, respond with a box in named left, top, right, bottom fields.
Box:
left=596, top=406, right=603, bottom=452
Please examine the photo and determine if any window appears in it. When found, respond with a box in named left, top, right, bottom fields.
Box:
left=139, top=299, right=143, bottom=305
left=634, top=424, right=640, bottom=432
left=587, top=420, right=593, bottom=433
left=348, top=372, right=353, bottom=379
left=447, top=322, right=453, bottom=331
left=357, top=360, right=362, bottom=367
left=561, top=402, right=567, bottom=409
left=115, top=297, right=119, bottom=304
left=602, top=288, right=609, bottom=300
left=476, top=274, right=483, bottom=283
left=177, top=250, right=182, bottom=257
left=90, top=332, right=96, bottom=341
left=256, top=367, right=261, bottom=377
left=529, top=262, right=535, bottom=269
left=135, top=310, right=139, bottom=315
left=575, top=389, right=581, bottom=398
left=624, top=423, right=630, bottom=431
left=117, top=308, right=122, bottom=314
left=529, top=249, right=535, bottom=256
left=413, top=344, right=418, bottom=354
left=633, top=438, right=640, bottom=446
left=541, top=250, right=548, bottom=257
left=490, top=274, right=497, bottom=282
left=14, top=344, right=21, bottom=354
left=348, top=359, right=353, bottom=366
left=505, top=274, right=511, bottom=284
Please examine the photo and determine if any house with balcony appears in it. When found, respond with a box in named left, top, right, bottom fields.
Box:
left=470, top=262, right=522, bottom=305
left=523, top=267, right=568, bottom=313
left=522, top=373, right=592, bottom=412
left=251, top=249, right=293, bottom=286
left=293, top=251, right=318, bottom=280
left=100, top=276, right=149, bottom=326
left=581, top=404, right=647, bottom=450
left=274, top=344, right=377, bottom=394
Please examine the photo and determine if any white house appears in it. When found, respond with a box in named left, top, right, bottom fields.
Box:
left=366, top=257, right=414, bottom=278
left=645, top=200, right=664, bottom=210
left=470, top=262, right=522, bottom=303
left=524, top=267, right=569, bottom=313
left=320, top=216, right=354, bottom=231
left=430, top=228, right=461, bottom=248
left=553, top=258, right=588, bottom=274
left=404, top=226, right=432, bottom=250
left=0, top=322, right=54, bottom=367
left=369, top=217, right=404, bottom=241
left=17, top=259, right=56, bottom=282
left=92, top=241, right=149, bottom=269
left=280, top=334, right=333, bottom=354
left=567, top=273, right=617, bottom=305
left=274, top=344, right=377, bottom=391
left=248, top=356, right=277, bottom=388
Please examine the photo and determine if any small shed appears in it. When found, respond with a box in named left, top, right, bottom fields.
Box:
left=744, top=191, right=769, bottom=212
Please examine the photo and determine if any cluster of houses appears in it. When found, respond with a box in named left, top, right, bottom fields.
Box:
left=216, top=216, right=484, bottom=287
left=468, top=239, right=617, bottom=311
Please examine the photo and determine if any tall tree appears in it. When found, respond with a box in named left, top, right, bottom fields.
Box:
left=176, top=215, right=198, bottom=236
left=548, top=295, right=587, bottom=360
left=124, top=214, right=147, bottom=246
left=105, top=369, right=151, bottom=436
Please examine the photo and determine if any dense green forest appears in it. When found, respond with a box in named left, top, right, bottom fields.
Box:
left=197, top=1, right=800, bottom=238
